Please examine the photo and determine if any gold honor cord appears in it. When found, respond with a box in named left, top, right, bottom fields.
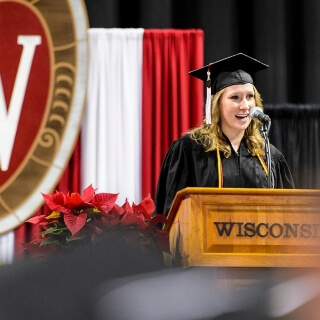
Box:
left=216, top=145, right=223, bottom=188
left=257, top=153, right=269, bottom=176
left=216, top=146, right=268, bottom=188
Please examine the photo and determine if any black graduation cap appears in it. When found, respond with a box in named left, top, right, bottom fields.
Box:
left=189, top=53, right=269, bottom=124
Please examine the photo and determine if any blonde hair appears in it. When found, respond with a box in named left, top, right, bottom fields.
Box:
left=189, top=86, right=265, bottom=157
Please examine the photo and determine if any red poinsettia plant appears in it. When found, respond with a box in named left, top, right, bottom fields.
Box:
left=26, top=185, right=169, bottom=257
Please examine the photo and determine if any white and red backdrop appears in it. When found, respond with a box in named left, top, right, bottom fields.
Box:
left=1, top=27, right=204, bottom=262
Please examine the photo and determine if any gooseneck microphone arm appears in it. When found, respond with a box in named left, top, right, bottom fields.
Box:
left=250, top=106, right=274, bottom=188
left=260, top=119, right=273, bottom=189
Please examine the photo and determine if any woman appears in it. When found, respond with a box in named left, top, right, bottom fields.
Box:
left=154, top=53, right=295, bottom=216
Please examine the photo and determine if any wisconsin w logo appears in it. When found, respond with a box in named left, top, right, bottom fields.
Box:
left=0, top=35, right=41, bottom=171
left=0, top=0, right=88, bottom=234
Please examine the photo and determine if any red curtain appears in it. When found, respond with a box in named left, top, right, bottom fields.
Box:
left=14, top=137, right=82, bottom=259
left=141, top=29, right=204, bottom=199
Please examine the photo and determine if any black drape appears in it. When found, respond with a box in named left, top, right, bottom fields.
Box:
left=84, top=0, right=320, bottom=103
left=84, top=0, right=320, bottom=189
left=265, top=104, right=320, bottom=189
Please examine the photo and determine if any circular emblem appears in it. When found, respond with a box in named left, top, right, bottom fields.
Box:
left=0, top=0, right=88, bottom=234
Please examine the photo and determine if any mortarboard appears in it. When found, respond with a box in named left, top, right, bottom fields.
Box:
left=189, top=53, right=269, bottom=124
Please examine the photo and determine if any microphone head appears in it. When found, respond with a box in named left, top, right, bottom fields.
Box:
left=250, top=106, right=271, bottom=123
left=249, top=106, right=263, bottom=118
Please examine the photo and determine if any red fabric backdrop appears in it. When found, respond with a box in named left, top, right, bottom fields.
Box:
left=141, top=29, right=204, bottom=199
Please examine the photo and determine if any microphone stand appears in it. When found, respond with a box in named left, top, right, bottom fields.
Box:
left=261, top=120, right=273, bottom=188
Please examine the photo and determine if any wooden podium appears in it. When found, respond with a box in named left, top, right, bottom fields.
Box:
left=163, top=188, right=320, bottom=268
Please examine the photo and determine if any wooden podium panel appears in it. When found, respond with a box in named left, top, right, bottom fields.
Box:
left=163, top=188, right=320, bottom=268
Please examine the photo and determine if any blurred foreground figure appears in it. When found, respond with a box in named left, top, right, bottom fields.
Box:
left=93, top=267, right=320, bottom=320
left=0, top=232, right=165, bottom=320
left=0, top=231, right=319, bottom=319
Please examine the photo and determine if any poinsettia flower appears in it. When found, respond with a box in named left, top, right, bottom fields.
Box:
left=154, top=229, right=170, bottom=254
left=26, top=213, right=62, bottom=226
left=108, top=203, right=124, bottom=217
left=91, top=192, right=118, bottom=214
left=26, top=215, right=48, bottom=226
left=42, top=184, right=96, bottom=215
left=64, top=188, right=95, bottom=211
left=42, top=191, right=67, bottom=213
left=65, top=192, right=85, bottom=209
left=122, top=198, right=133, bottom=214
left=149, top=214, right=169, bottom=226
left=25, top=184, right=170, bottom=259
left=132, top=194, right=155, bottom=219
left=120, top=212, right=145, bottom=227
left=99, top=213, right=124, bottom=228
left=80, top=184, right=96, bottom=202
left=63, top=211, right=88, bottom=235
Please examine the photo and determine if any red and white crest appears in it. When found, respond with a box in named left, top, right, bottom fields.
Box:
left=0, top=0, right=88, bottom=234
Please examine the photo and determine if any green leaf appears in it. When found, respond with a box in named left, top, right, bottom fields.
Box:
left=66, top=235, right=85, bottom=243
left=40, top=236, right=61, bottom=246
left=41, top=226, right=69, bottom=236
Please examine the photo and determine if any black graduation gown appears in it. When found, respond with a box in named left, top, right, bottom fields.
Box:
left=154, top=134, right=295, bottom=216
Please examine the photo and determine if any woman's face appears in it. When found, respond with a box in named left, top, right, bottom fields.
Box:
left=218, top=83, right=255, bottom=136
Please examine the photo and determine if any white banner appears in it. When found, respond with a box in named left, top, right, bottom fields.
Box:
left=81, top=28, right=144, bottom=205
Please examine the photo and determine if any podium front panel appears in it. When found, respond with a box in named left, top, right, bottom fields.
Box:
left=164, top=188, right=320, bottom=268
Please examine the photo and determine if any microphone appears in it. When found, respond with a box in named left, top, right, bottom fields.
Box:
left=249, top=106, right=271, bottom=123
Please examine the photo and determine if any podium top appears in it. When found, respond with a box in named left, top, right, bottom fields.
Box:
left=166, top=187, right=320, bottom=230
